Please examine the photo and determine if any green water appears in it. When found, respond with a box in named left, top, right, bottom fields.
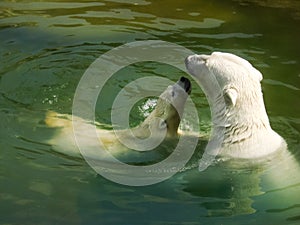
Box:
left=1, top=0, right=300, bottom=224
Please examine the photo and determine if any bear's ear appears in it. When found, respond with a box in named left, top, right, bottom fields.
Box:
left=253, top=67, right=263, bottom=82
left=223, top=88, right=238, bottom=107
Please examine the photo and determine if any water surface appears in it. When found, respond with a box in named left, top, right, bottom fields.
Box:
left=1, top=0, right=300, bottom=224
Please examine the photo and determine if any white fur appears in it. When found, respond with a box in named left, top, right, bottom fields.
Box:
left=45, top=78, right=190, bottom=159
left=185, top=52, right=286, bottom=159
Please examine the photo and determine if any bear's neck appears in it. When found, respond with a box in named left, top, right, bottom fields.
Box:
left=211, top=91, right=271, bottom=145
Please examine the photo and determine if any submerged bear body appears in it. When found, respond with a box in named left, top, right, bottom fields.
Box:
left=45, top=77, right=191, bottom=161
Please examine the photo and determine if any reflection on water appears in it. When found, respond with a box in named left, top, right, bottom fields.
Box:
left=1, top=0, right=300, bottom=224
left=181, top=149, right=300, bottom=218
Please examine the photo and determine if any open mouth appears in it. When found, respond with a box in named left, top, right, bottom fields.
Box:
left=178, top=76, right=192, bottom=94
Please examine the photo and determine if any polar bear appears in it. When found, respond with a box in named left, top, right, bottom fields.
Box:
left=185, top=52, right=286, bottom=159
left=45, top=76, right=191, bottom=161
left=184, top=52, right=300, bottom=216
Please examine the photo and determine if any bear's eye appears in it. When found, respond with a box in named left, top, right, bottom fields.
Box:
left=171, top=90, right=176, bottom=97
left=159, top=120, right=167, bottom=130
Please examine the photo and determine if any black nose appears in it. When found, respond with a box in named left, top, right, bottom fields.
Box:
left=180, top=76, right=191, bottom=94
left=184, top=56, right=189, bottom=66
left=180, top=76, right=187, bottom=83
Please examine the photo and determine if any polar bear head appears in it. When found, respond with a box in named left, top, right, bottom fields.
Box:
left=185, top=52, right=267, bottom=127
left=185, top=52, right=285, bottom=158
left=185, top=52, right=263, bottom=107
left=139, top=76, right=191, bottom=138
